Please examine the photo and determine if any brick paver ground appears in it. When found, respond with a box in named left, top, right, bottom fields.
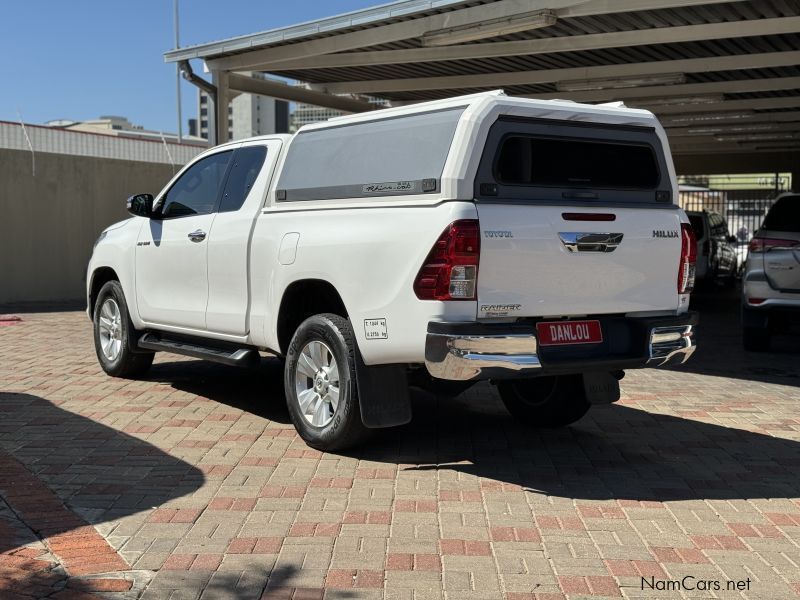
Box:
left=0, top=293, right=799, bottom=599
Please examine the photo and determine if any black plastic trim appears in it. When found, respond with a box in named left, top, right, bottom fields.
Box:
left=138, top=332, right=261, bottom=368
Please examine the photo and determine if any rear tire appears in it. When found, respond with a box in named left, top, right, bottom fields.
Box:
left=497, top=375, right=590, bottom=427
left=284, top=313, right=368, bottom=451
left=93, top=281, right=154, bottom=378
left=742, top=326, right=770, bottom=352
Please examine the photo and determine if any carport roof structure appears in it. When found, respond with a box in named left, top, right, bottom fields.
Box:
left=165, top=0, right=800, bottom=175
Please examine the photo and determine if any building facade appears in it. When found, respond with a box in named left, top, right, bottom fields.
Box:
left=45, top=116, right=205, bottom=145
left=289, top=94, right=389, bottom=132
left=289, top=104, right=347, bottom=133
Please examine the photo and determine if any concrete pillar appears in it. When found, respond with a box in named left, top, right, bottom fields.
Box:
left=210, top=70, right=230, bottom=145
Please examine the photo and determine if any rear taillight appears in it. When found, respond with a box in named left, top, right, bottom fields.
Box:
left=414, top=220, right=480, bottom=301
left=748, top=237, right=798, bottom=253
left=678, top=222, right=697, bottom=294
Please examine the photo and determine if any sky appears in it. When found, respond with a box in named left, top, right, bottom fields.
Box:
left=0, top=0, right=381, bottom=133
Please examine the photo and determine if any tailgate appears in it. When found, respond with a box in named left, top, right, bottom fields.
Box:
left=762, top=243, right=800, bottom=292
left=477, top=205, right=682, bottom=318
left=471, top=115, right=682, bottom=319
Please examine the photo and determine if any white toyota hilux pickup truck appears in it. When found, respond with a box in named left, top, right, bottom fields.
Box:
left=87, top=90, right=697, bottom=450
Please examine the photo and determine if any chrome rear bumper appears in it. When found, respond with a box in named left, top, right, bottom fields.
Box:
left=425, top=316, right=697, bottom=381
left=646, top=325, right=696, bottom=367
left=425, top=330, right=542, bottom=381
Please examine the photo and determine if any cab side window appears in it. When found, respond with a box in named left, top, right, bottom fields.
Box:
left=161, top=151, right=232, bottom=218
left=219, top=146, right=268, bottom=213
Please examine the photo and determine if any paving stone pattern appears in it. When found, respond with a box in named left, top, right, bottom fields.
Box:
left=0, top=298, right=799, bottom=599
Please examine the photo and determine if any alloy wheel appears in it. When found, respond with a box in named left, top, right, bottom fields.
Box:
left=294, top=340, right=340, bottom=427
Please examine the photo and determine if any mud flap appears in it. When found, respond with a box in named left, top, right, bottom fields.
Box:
left=583, top=372, right=621, bottom=405
left=355, top=357, right=412, bottom=428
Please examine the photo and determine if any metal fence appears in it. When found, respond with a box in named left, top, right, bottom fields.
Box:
left=678, top=173, right=792, bottom=263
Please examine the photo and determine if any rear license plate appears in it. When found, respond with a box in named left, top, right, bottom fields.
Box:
left=536, top=320, right=603, bottom=346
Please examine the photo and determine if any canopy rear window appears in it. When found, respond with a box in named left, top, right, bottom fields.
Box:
left=277, top=108, right=464, bottom=201
left=496, top=136, right=658, bottom=189
left=475, top=117, right=672, bottom=207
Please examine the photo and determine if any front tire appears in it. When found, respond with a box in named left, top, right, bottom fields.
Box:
left=93, top=281, right=154, bottom=378
left=284, top=314, right=368, bottom=451
left=497, top=375, right=590, bottom=427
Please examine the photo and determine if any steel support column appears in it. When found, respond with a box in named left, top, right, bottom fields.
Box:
left=211, top=70, right=230, bottom=145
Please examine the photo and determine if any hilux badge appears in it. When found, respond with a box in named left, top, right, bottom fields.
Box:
left=653, top=230, right=679, bottom=238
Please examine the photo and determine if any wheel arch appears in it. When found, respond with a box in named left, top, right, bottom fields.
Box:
left=276, top=278, right=349, bottom=355
left=88, top=266, right=120, bottom=316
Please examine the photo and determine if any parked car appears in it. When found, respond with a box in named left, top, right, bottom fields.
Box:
left=686, top=210, right=738, bottom=287
left=87, top=90, right=698, bottom=450
left=741, top=193, right=800, bottom=351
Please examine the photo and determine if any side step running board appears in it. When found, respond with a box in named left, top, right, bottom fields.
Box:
left=138, top=333, right=260, bottom=368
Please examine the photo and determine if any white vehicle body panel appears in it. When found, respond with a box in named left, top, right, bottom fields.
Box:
left=206, top=138, right=283, bottom=335
left=249, top=201, right=478, bottom=364
left=86, top=219, right=139, bottom=323
left=135, top=213, right=216, bottom=330
left=476, top=206, right=684, bottom=318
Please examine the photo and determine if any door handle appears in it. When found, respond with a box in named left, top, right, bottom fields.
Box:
left=188, top=229, right=207, bottom=242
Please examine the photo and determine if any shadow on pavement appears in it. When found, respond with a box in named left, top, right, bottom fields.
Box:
left=134, top=315, right=800, bottom=505
left=9, top=561, right=364, bottom=600
left=0, top=393, right=205, bottom=555
left=350, top=392, right=800, bottom=503
left=143, top=357, right=293, bottom=426
left=147, top=349, right=800, bottom=504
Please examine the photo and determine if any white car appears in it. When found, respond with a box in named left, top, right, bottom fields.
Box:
left=741, top=193, right=800, bottom=351
left=87, top=90, right=697, bottom=450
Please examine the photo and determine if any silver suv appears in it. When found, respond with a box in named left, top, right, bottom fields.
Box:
left=741, top=193, right=800, bottom=351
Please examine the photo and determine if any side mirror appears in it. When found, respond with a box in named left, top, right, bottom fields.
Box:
left=127, top=193, right=155, bottom=218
